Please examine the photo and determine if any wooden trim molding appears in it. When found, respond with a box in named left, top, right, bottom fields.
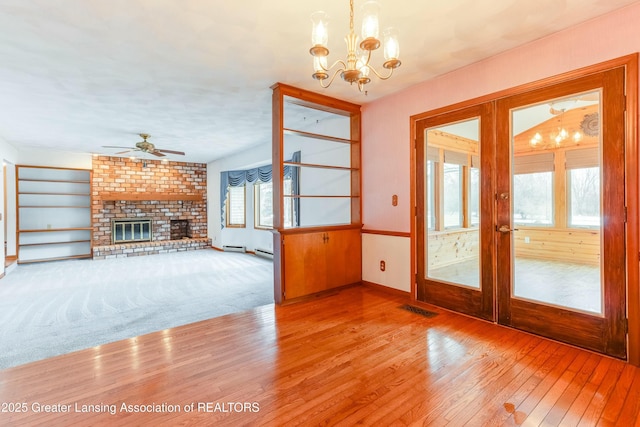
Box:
left=624, top=54, right=639, bottom=366
left=362, top=280, right=411, bottom=299
left=362, top=229, right=411, bottom=238
left=99, top=193, right=203, bottom=202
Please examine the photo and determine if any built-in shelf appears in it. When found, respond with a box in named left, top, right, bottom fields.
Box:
left=272, top=83, right=362, bottom=305
left=283, top=128, right=357, bottom=144
left=19, top=192, right=90, bottom=196
left=283, top=161, right=356, bottom=171
left=18, top=254, right=92, bottom=264
left=20, top=227, right=93, bottom=233
left=19, top=240, right=92, bottom=247
left=18, top=178, right=90, bottom=184
left=17, top=165, right=92, bottom=263
left=19, top=206, right=91, bottom=209
left=99, top=193, right=203, bottom=202
left=284, top=195, right=358, bottom=199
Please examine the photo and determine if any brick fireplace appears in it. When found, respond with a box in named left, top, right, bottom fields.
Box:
left=91, top=156, right=210, bottom=259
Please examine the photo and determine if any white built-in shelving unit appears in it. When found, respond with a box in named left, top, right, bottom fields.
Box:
left=16, top=165, right=92, bottom=263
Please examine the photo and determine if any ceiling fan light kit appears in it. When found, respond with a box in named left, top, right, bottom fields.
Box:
left=102, top=134, right=186, bottom=158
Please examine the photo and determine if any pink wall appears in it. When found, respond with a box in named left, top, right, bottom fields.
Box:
left=362, top=2, right=640, bottom=232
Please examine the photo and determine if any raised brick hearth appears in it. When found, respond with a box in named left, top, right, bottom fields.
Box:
left=93, top=238, right=211, bottom=260
left=92, top=156, right=209, bottom=259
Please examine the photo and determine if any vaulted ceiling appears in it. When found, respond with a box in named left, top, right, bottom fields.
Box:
left=0, top=0, right=637, bottom=163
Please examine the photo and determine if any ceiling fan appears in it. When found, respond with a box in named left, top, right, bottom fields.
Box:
left=103, top=134, right=185, bottom=157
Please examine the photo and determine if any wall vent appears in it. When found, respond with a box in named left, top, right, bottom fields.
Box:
left=222, top=245, right=246, bottom=253
left=254, top=248, right=274, bottom=259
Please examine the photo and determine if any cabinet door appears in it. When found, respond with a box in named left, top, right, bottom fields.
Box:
left=325, top=229, right=362, bottom=288
left=282, top=232, right=327, bottom=299
left=282, top=229, right=362, bottom=300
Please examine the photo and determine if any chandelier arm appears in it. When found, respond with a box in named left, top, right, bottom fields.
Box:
left=319, top=67, right=345, bottom=89
left=320, top=59, right=347, bottom=72
left=363, top=49, right=372, bottom=68
left=368, top=64, right=395, bottom=80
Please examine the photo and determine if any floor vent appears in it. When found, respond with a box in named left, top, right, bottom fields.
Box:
left=399, top=304, right=438, bottom=318
left=254, top=248, right=273, bottom=259
left=222, top=245, right=246, bottom=253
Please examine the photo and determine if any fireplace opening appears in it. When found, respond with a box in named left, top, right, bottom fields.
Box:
left=112, top=218, right=152, bottom=244
left=171, top=219, right=191, bottom=240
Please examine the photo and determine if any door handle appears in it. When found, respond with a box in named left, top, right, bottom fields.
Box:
left=497, top=225, right=519, bottom=233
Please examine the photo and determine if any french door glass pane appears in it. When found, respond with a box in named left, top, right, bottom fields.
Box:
left=443, top=163, right=462, bottom=228
left=569, top=167, right=600, bottom=227
left=513, top=172, right=554, bottom=226
left=510, top=91, right=602, bottom=314
left=425, top=118, right=480, bottom=289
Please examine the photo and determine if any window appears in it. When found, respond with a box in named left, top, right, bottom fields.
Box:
left=226, top=185, right=245, bottom=227
left=255, top=181, right=273, bottom=229
left=566, top=148, right=600, bottom=228
left=283, top=179, right=294, bottom=228
left=569, top=167, right=600, bottom=227
left=426, top=160, right=435, bottom=230
left=513, top=172, right=554, bottom=226
left=469, top=167, right=480, bottom=226
left=255, top=179, right=294, bottom=229
left=443, top=163, right=462, bottom=228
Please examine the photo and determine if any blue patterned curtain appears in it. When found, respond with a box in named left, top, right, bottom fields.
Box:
left=220, top=151, right=300, bottom=228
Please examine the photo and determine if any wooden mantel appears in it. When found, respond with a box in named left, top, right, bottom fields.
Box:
left=98, top=193, right=203, bottom=202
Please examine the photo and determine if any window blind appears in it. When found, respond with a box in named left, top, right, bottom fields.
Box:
left=513, top=152, right=554, bottom=174
left=565, top=147, right=599, bottom=170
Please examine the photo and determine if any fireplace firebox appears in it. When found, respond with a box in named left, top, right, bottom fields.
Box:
left=112, top=218, right=152, bottom=244
left=170, top=219, right=190, bottom=240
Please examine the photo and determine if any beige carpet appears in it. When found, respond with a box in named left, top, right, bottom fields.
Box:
left=0, top=249, right=273, bottom=369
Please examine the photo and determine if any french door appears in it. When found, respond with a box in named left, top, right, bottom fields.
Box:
left=416, top=103, right=495, bottom=321
left=416, top=67, right=628, bottom=358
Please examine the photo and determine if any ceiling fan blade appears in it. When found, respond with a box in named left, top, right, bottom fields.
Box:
left=155, top=149, right=185, bottom=155
left=115, top=150, right=134, bottom=155
left=102, top=146, right=135, bottom=149
left=150, top=151, right=166, bottom=157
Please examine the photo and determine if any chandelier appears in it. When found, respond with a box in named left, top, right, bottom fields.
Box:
left=309, top=0, right=401, bottom=92
left=529, top=108, right=582, bottom=148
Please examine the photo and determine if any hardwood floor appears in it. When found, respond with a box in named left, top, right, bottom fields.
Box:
left=0, top=286, right=638, bottom=426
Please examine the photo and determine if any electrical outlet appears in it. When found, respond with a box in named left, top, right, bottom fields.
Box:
left=380, top=260, right=386, bottom=271
left=524, top=236, right=530, bottom=244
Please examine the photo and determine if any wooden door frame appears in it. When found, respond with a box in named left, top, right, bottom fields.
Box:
left=410, top=54, right=639, bottom=365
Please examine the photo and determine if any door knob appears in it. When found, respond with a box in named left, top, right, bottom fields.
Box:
left=497, top=225, right=519, bottom=233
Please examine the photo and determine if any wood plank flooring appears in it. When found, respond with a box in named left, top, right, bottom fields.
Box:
left=0, top=286, right=638, bottom=426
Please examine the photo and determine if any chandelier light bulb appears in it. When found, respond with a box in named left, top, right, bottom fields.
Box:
left=530, top=132, right=542, bottom=147
left=314, top=56, right=327, bottom=73
left=361, top=0, right=380, bottom=44
left=573, top=131, right=582, bottom=142
left=382, top=27, right=401, bottom=69
left=559, top=128, right=568, bottom=139
left=311, top=11, right=329, bottom=49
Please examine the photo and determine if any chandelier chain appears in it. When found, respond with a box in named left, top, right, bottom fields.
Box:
left=349, top=0, right=354, bottom=32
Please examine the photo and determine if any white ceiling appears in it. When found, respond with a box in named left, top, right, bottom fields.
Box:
left=0, top=0, right=637, bottom=163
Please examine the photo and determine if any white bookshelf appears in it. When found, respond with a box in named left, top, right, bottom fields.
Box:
left=16, top=166, right=92, bottom=263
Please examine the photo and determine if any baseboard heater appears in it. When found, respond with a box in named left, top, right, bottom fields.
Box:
left=222, top=245, right=246, bottom=253
left=254, top=248, right=273, bottom=259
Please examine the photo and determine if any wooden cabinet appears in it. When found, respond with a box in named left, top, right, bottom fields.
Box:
left=17, top=166, right=92, bottom=263
left=272, top=83, right=362, bottom=303
left=282, top=228, right=362, bottom=299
